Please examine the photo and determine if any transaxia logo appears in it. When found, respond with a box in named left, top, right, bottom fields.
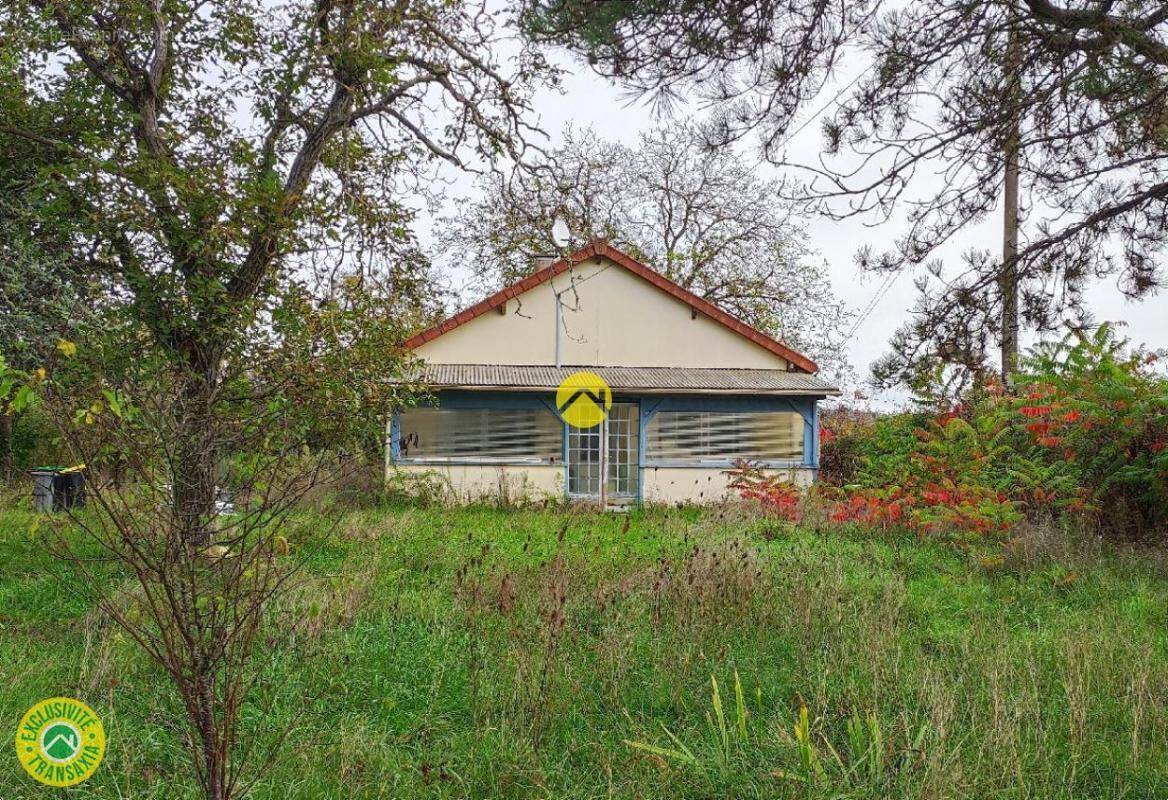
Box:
left=556, top=371, right=612, bottom=429
left=15, top=697, right=105, bottom=787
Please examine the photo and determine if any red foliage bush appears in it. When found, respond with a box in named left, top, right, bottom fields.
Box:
left=805, top=326, right=1168, bottom=540
left=727, top=461, right=802, bottom=522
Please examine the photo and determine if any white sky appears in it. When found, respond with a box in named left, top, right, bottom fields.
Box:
left=417, top=44, right=1167, bottom=410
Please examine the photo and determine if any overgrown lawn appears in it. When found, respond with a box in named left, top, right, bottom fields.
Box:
left=1, top=504, right=1166, bottom=798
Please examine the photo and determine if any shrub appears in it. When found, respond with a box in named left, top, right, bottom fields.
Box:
left=743, top=325, right=1167, bottom=541
left=726, top=459, right=801, bottom=521
left=1002, top=325, right=1168, bottom=536
left=818, top=407, right=880, bottom=485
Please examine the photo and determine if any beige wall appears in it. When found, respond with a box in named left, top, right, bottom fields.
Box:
left=390, top=464, right=563, bottom=505
left=641, top=466, right=814, bottom=505
left=415, top=256, right=789, bottom=369
left=389, top=463, right=815, bottom=506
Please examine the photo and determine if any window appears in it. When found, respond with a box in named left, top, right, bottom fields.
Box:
left=397, top=407, right=562, bottom=463
left=645, top=411, right=803, bottom=464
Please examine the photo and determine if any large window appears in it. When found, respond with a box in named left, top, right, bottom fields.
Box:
left=645, top=411, right=804, bottom=465
left=397, top=407, right=562, bottom=464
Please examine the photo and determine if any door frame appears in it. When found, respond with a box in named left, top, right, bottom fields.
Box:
left=564, top=400, right=640, bottom=507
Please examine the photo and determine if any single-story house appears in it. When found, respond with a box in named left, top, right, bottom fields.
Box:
left=388, top=239, right=839, bottom=506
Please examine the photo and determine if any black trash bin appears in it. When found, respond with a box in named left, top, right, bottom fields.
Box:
left=57, top=465, right=86, bottom=509
left=29, top=465, right=86, bottom=511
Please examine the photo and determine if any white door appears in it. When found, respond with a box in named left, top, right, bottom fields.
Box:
left=566, top=403, right=639, bottom=503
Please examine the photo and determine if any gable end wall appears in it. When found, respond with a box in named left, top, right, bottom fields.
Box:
left=414, top=256, right=791, bottom=370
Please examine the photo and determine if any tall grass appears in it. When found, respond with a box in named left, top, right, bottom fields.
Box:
left=0, top=504, right=1165, bottom=798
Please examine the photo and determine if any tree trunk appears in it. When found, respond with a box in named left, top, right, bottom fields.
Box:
left=1001, top=136, right=1020, bottom=384
left=1001, top=12, right=1022, bottom=386
left=173, top=351, right=222, bottom=548
left=195, top=678, right=228, bottom=800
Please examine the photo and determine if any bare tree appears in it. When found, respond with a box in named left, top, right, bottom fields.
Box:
left=442, top=123, right=854, bottom=380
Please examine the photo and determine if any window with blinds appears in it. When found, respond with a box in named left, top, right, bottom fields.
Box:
left=645, top=411, right=804, bottom=464
left=397, top=407, right=562, bottom=463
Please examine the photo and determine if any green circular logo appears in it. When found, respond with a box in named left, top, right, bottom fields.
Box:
left=15, top=697, right=105, bottom=787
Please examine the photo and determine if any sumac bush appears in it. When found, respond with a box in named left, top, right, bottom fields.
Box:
left=1002, top=325, right=1168, bottom=535
left=758, top=325, right=1168, bottom=541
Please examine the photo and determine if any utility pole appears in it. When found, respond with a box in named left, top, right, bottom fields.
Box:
left=1000, top=10, right=1021, bottom=386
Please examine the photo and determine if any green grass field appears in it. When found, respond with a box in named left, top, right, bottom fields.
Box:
left=2, top=503, right=1167, bottom=799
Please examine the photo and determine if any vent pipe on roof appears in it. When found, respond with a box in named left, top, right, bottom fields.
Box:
left=554, top=291, right=562, bottom=367
left=537, top=252, right=563, bottom=366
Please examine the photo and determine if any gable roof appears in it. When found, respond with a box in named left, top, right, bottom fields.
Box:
left=405, top=239, right=820, bottom=374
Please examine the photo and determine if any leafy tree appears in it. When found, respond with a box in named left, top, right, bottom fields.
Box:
left=521, top=0, right=1168, bottom=390
left=442, top=123, right=854, bottom=379
left=1006, top=324, right=1168, bottom=533
left=0, top=232, right=85, bottom=472
left=1, top=0, right=550, bottom=535
left=0, top=66, right=96, bottom=471
left=0, top=1, right=552, bottom=797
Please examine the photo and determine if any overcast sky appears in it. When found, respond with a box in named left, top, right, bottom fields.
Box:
left=417, top=43, right=1167, bottom=409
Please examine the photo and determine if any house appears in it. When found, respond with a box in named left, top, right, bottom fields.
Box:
left=388, top=239, right=840, bottom=506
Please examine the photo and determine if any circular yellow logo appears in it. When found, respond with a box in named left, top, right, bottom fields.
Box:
left=556, top=371, right=612, bottom=429
left=15, top=697, right=105, bottom=787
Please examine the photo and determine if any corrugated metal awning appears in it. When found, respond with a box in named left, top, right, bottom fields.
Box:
left=420, top=364, right=840, bottom=396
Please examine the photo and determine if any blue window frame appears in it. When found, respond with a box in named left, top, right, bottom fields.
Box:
left=390, top=391, right=823, bottom=486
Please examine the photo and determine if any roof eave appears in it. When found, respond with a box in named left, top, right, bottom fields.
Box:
left=426, top=383, right=842, bottom=397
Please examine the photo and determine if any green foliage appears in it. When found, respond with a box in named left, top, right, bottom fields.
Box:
left=1005, top=324, right=1168, bottom=530
left=5, top=405, right=65, bottom=469
left=624, top=671, right=752, bottom=772
left=625, top=671, right=906, bottom=791
left=383, top=468, right=452, bottom=506
left=0, top=56, right=95, bottom=374
left=251, top=277, right=429, bottom=454
left=0, top=356, right=40, bottom=415
left=0, top=0, right=546, bottom=462
left=843, top=412, right=926, bottom=488
left=821, top=324, right=1168, bottom=539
